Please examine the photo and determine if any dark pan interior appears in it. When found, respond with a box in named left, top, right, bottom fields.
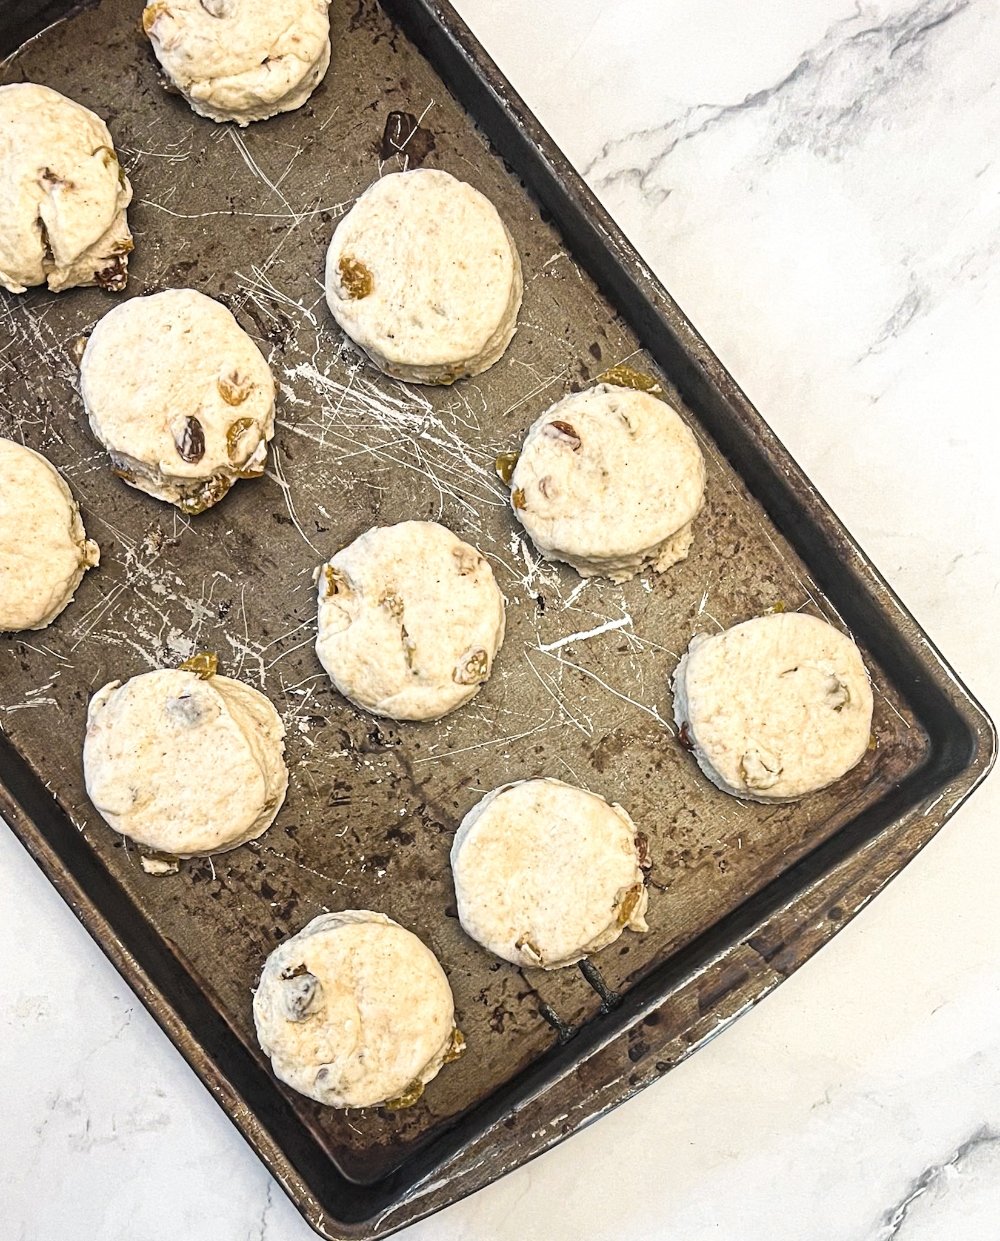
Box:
left=0, top=0, right=991, bottom=1232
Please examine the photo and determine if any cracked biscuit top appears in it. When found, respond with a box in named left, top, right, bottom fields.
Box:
left=0, top=83, right=133, bottom=294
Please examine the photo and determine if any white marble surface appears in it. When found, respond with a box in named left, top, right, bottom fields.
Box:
left=3, top=0, right=999, bottom=1237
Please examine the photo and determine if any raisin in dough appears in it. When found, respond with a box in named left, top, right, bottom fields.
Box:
left=450, top=778, right=649, bottom=970
left=315, top=520, right=505, bottom=722
left=143, top=0, right=331, bottom=126
left=509, top=382, right=706, bottom=582
left=84, top=668, right=288, bottom=856
left=0, top=438, right=99, bottom=631
left=253, top=910, right=463, bottom=1109
left=672, top=612, right=874, bottom=802
left=0, top=83, right=133, bottom=294
left=80, top=289, right=276, bottom=514
left=324, top=169, right=522, bottom=385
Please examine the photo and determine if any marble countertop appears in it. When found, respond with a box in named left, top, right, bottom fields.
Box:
left=3, top=1, right=998, bottom=1237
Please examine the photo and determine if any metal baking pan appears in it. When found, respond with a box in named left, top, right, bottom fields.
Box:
left=0, top=0, right=993, bottom=1236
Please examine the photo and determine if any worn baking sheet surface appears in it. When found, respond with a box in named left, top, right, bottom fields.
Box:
left=0, top=0, right=929, bottom=1194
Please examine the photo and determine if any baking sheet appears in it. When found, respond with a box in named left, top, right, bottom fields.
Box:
left=0, top=0, right=991, bottom=1235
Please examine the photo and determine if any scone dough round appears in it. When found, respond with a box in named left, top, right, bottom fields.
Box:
left=84, top=668, right=288, bottom=855
left=81, top=289, right=276, bottom=513
left=325, top=169, right=523, bottom=385
left=253, top=910, right=462, bottom=1109
left=0, top=438, right=99, bottom=631
left=451, top=778, right=649, bottom=970
left=315, top=521, right=505, bottom=722
left=510, top=382, right=706, bottom=582
left=672, top=612, right=874, bottom=802
left=0, top=83, right=133, bottom=294
left=143, top=0, right=332, bottom=126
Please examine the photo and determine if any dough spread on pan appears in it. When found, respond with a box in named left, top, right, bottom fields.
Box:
left=672, top=611, right=874, bottom=802
left=315, top=520, right=506, bottom=722
left=0, top=438, right=99, bottom=632
left=325, top=169, right=522, bottom=385
left=143, top=0, right=332, bottom=126
left=451, top=777, right=649, bottom=970
left=84, top=668, right=288, bottom=856
left=80, top=289, right=276, bottom=514
left=510, top=382, right=706, bottom=582
left=0, top=83, right=133, bottom=294
left=253, top=910, right=462, bottom=1109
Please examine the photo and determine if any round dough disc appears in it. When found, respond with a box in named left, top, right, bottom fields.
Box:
left=450, top=778, right=649, bottom=970
left=0, top=438, right=99, bottom=632
left=315, top=520, right=506, bottom=722
left=510, top=382, right=706, bottom=582
left=253, top=910, right=461, bottom=1109
left=84, top=668, right=288, bottom=855
left=672, top=612, right=874, bottom=802
left=324, top=169, right=523, bottom=385
left=81, top=289, right=276, bottom=514
left=0, top=83, right=133, bottom=294
left=143, top=0, right=332, bottom=126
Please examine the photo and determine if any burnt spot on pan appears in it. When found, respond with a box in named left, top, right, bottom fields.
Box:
left=379, top=110, right=436, bottom=166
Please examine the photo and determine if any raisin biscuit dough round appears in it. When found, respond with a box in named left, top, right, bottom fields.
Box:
left=253, top=911, right=463, bottom=1109
left=672, top=612, right=874, bottom=802
left=84, top=668, right=288, bottom=856
left=451, top=778, right=649, bottom=970
left=324, top=169, right=522, bottom=384
left=315, top=521, right=505, bottom=722
left=509, top=382, right=706, bottom=582
left=0, top=438, right=99, bottom=632
left=143, top=0, right=331, bottom=126
left=0, top=83, right=133, bottom=295
left=80, top=289, right=276, bottom=514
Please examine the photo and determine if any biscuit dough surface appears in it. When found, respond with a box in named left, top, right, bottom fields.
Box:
left=0, top=438, right=99, bottom=632
left=253, top=911, right=461, bottom=1109
left=451, top=778, right=649, bottom=970
left=81, top=289, right=276, bottom=513
left=84, top=668, right=288, bottom=855
left=509, top=383, right=706, bottom=582
left=325, top=169, right=522, bottom=384
left=672, top=612, right=874, bottom=801
left=0, top=83, right=133, bottom=294
left=315, top=521, right=505, bottom=721
left=143, top=0, right=332, bottom=126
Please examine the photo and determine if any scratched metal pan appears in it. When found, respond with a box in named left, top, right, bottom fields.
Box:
left=0, top=0, right=993, bottom=1235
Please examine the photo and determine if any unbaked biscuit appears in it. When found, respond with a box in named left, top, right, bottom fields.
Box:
left=143, top=0, right=331, bottom=126
left=509, top=382, right=706, bottom=582
left=253, top=910, right=463, bottom=1109
left=451, top=777, right=649, bottom=970
left=325, top=169, right=522, bottom=385
left=84, top=665, right=288, bottom=856
left=0, top=438, right=99, bottom=631
left=315, top=520, right=505, bottom=722
left=672, top=612, right=874, bottom=802
left=80, top=289, right=276, bottom=514
left=0, top=83, right=132, bottom=294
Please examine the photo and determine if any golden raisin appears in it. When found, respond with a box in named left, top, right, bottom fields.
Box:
left=598, top=364, right=664, bottom=398
left=616, top=883, right=644, bottom=927
left=142, top=2, right=169, bottom=34
left=218, top=369, right=252, bottom=406
left=495, top=450, right=520, bottom=486
left=226, top=417, right=256, bottom=464
left=384, top=1079, right=425, bottom=1111
left=338, top=256, right=374, bottom=299
left=178, top=651, right=219, bottom=679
